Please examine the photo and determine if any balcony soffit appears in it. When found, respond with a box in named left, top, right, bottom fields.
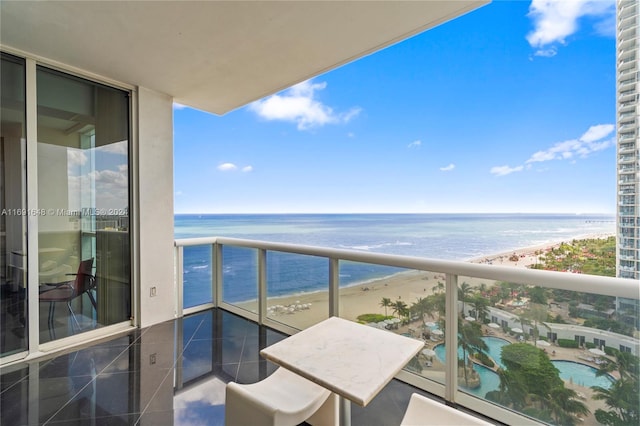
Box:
left=0, top=0, right=487, bottom=115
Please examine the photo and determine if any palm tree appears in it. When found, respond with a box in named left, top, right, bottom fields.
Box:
left=478, top=282, right=488, bottom=296
left=469, top=295, right=489, bottom=322
left=458, top=321, right=487, bottom=388
left=428, top=292, right=446, bottom=323
left=517, top=315, right=531, bottom=342
left=591, top=351, right=639, bottom=425
left=392, top=300, right=408, bottom=321
left=431, top=280, right=444, bottom=294
left=524, top=303, right=551, bottom=345
left=548, top=386, right=590, bottom=425
left=458, top=282, right=472, bottom=317
left=379, top=297, right=392, bottom=317
left=411, top=297, right=428, bottom=323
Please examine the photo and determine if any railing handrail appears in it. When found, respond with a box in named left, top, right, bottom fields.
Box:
left=175, top=236, right=638, bottom=299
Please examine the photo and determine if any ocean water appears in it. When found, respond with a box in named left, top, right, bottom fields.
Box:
left=175, top=213, right=615, bottom=306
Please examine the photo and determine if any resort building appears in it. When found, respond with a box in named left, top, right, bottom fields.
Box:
left=616, top=0, right=640, bottom=320
left=1, top=2, right=638, bottom=426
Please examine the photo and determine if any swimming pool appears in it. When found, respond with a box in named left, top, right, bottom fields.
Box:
left=434, top=336, right=510, bottom=369
left=481, top=336, right=510, bottom=369
left=552, top=360, right=614, bottom=389
left=433, top=343, right=501, bottom=397
left=434, top=339, right=615, bottom=396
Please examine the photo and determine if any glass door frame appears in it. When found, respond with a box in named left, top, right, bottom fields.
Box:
left=1, top=52, right=136, bottom=363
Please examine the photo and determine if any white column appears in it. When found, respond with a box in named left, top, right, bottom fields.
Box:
left=136, top=87, right=175, bottom=327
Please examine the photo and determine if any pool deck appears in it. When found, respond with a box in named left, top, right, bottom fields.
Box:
left=413, top=323, right=614, bottom=425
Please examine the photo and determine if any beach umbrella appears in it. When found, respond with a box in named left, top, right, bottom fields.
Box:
left=536, top=340, right=551, bottom=347
left=589, top=348, right=606, bottom=356
left=391, top=318, right=401, bottom=324
left=511, top=327, right=523, bottom=334
left=464, top=316, right=475, bottom=321
left=488, top=323, right=500, bottom=329
left=422, top=348, right=436, bottom=357
left=432, top=329, right=443, bottom=336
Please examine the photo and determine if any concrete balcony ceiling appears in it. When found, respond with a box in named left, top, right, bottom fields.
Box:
left=0, top=0, right=486, bottom=115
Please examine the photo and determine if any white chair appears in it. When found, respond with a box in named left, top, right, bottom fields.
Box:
left=225, top=367, right=338, bottom=426
left=400, top=393, right=493, bottom=425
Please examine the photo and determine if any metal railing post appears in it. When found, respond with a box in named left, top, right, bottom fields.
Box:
left=445, top=272, right=458, bottom=403
left=175, top=245, right=184, bottom=318
left=329, top=258, right=339, bottom=317
left=213, top=242, right=222, bottom=308
left=258, top=248, right=267, bottom=324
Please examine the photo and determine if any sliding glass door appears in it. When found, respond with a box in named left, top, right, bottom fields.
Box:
left=0, top=53, right=28, bottom=357
left=36, top=66, right=131, bottom=343
left=0, top=54, right=132, bottom=357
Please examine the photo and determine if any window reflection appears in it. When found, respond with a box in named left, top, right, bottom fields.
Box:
left=36, top=66, right=130, bottom=343
left=0, top=53, right=27, bottom=356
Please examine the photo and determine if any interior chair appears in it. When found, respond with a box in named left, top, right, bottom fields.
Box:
left=400, top=393, right=493, bottom=425
left=225, top=367, right=338, bottom=426
left=39, top=258, right=96, bottom=339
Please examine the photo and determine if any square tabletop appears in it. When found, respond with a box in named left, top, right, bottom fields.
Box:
left=260, top=316, right=424, bottom=406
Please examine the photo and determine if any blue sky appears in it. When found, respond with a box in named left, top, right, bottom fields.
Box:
left=174, top=0, right=617, bottom=215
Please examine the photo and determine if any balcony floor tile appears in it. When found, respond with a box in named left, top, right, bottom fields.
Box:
left=1, top=308, right=439, bottom=425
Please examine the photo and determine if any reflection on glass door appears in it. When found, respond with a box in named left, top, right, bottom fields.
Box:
left=0, top=53, right=28, bottom=357
left=36, top=66, right=131, bottom=343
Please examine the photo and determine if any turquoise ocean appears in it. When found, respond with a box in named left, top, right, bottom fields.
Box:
left=175, top=214, right=615, bottom=306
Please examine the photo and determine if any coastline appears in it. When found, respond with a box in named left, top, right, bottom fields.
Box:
left=235, top=232, right=615, bottom=423
left=236, top=233, right=615, bottom=330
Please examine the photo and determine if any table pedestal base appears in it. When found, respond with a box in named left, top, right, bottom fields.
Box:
left=340, top=397, right=351, bottom=426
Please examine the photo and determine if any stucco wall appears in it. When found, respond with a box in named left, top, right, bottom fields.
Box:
left=137, top=87, right=175, bottom=327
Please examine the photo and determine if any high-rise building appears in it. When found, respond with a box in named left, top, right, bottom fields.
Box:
left=616, top=0, right=640, bottom=318
left=616, top=0, right=639, bottom=280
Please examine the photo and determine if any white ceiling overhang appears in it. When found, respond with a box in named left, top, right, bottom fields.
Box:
left=1, top=0, right=487, bottom=115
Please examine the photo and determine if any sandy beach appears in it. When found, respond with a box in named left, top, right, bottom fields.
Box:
left=237, top=233, right=614, bottom=330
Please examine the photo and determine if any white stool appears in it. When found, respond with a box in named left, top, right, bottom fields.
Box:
left=400, top=393, right=493, bottom=425
left=225, top=367, right=338, bottom=426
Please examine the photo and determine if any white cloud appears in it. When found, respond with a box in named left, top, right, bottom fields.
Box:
left=89, top=164, right=129, bottom=190
left=408, top=140, right=421, bottom=149
left=97, top=141, right=128, bottom=155
left=217, top=163, right=238, bottom=171
left=526, top=123, right=614, bottom=164
left=580, top=123, right=614, bottom=143
left=248, top=80, right=361, bottom=130
left=526, top=0, right=615, bottom=56
left=440, top=163, right=455, bottom=172
left=218, top=163, right=253, bottom=172
left=490, top=165, right=524, bottom=176
left=67, top=149, right=88, bottom=168
left=173, top=102, right=187, bottom=110
left=533, top=47, right=557, bottom=58
left=490, top=123, right=614, bottom=177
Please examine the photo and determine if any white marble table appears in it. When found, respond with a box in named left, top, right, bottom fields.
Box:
left=260, top=316, right=424, bottom=426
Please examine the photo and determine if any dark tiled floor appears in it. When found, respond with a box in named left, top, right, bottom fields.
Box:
left=0, top=309, right=434, bottom=425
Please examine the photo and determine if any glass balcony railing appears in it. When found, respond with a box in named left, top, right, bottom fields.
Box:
left=175, top=237, right=640, bottom=426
